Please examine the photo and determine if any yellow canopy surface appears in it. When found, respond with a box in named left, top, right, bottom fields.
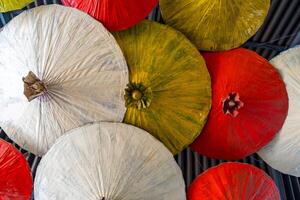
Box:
left=113, top=20, right=211, bottom=154
left=160, top=0, right=270, bottom=51
left=0, top=0, right=32, bottom=12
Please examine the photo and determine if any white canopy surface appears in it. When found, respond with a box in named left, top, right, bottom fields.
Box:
left=259, top=46, right=300, bottom=177
left=0, top=5, right=128, bottom=155
left=34, top=122, right=186, bottom=200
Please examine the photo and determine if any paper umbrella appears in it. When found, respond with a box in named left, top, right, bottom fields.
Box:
left=0, top=5, right=128, bottom=156
left=160, top=0, right=270, bottom=51
left=62, top=0, right=158, bottom=31
left=0, top=0, right=33, bottom=12
left=259, top=46, right=300, bottom=177
left=113, top=20, right=211, bottom=155
left=187, top=162, right=280, bottom=200
left=0, top=139, right=32, bottom=200
left=34, top=122, right=186, bottom=200
left=191, top=48, right=288, bottom=160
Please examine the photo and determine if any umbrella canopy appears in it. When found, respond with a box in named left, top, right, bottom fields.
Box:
left=258, top=46, right=300, bottom=177
left=160, top=0, right=270, bottom=51
left=113, top=20, right=211, bottom=155
left=187, top=162, right=280, bottom=200
left=0, top=139, right=32, bottom=199
left=191, top=48, right=288, bottom=160
left=62, top=0, right=158, bottom=31
left=34, top=122, right=186, bottom=200
left=0, top=0, right=32, bottom=12
left=0, top=5, right=128, bottom=156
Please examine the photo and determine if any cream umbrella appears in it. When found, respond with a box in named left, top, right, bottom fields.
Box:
left=0, top=5, right=128, bottom=156
left=259, top=46, right=300, bottom=177
left=34, top=122, right=186, bottom=200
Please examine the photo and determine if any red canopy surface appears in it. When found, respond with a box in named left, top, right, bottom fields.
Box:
left=191, top=48, right=288, bottom=160
left=62, top=0, right=158, bottom=31
left=0, top=139, right=32, bottom=200
left=188, top=162, right=280, bottom=200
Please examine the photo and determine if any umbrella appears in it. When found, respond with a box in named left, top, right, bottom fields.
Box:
left=0, top=5, right=128, bottom=156
left=62, top=0, right=158, bottom=31
left=258, top=46, right=300, bottom=177
left=187, top=162, right=280, bottom=200
left=160, top=0, right=270, bottom=51
left=113, top=20, right=211, bottom=155
left=34, top=122, right=186, bottom=200
left=0, top=0, right=32, bottom=12
left=191, top=48, right=288, bottom=160
left=0, top=139, right=32, bottom=199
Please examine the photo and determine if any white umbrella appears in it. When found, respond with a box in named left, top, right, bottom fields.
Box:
left=34, top=122, right=186, bottom=200
left=0, top=5, right=128, bottom=156
left=258, top=46, right=300, bottom=177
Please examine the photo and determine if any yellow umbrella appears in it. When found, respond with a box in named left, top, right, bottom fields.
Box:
left=113, top=20, right=211, bottom=154
left=0, top=0, right=32, bottom=12
left=160, top=0, right=270, bottom=51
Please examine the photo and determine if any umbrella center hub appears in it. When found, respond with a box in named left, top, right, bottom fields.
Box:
left=23, top=71, right=47, bottom=102
left=125, top=82, right=153, bottom=110
left=222, top=92, right=244, bottom=117
left=132, top=90, right=142, bottom=100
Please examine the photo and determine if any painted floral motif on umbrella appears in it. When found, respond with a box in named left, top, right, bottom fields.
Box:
left=191, top=48, right=288, bottom=160
left=113, top=20, right=211, bottom=155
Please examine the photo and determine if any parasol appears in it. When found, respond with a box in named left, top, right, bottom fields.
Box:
left=113, top=20, right=211, bottom=155
left=0, top=139, right=32, bottom=200
left=187, top=162, right=280, bottom=200
left=0, top=5, right=128, bottom=156
left=160, top=0, right=270, bottom=51
left=259, top=46, right=300, bottom=177
left=34, top=122, right=186, bottom=200
left=62, top=0, right=158, bottom=31
left=191, top=48, right=288, bottom=160
left=0, top=0, right=32, bottom=12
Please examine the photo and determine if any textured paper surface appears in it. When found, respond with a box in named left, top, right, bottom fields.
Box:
left=0, top=139, right=32, bottom=199
left=114, top=20, right=211, bottom=155
left=191, top=48, right=288, bottom=160
left=35, top=122, right=186, bottom=200
left=259, top=46, right=300, bottom=177
left=188, top=162, right=280, bottom=200
left=160, top=0, right=270, bottom=51
left=0, top=5, right=128, bottom=155
left=0, top=0, right=32, bottom=12
left=62, top=0, right=158, bottom=31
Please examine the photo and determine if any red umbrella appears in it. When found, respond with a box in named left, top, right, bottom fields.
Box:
left=62, top=0, right=158, bottom=31
left=191, top=48, right=288, bottom=160
left=188, top=162, right=280, bottom=200
left=0, top=139, right=32, bottom=199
